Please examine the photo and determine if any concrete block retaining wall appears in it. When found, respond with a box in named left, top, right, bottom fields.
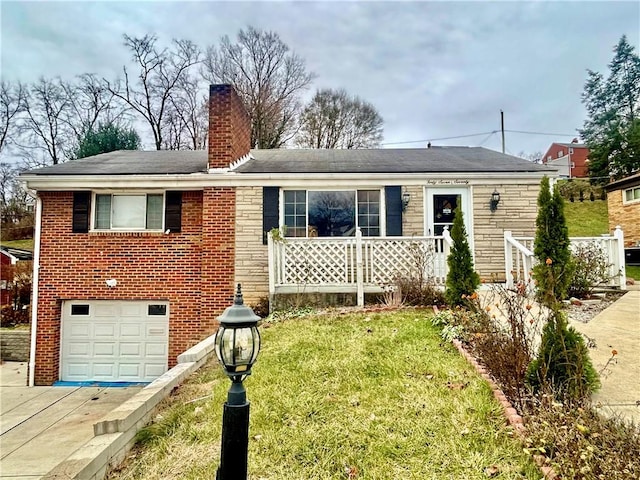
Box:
left=0, top=329, right=30, bottom=362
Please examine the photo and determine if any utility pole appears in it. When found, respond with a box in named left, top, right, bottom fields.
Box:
left=500, top=110, right=505, bottom=154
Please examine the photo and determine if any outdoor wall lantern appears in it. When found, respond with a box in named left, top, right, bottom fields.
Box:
left=402, top=190, right=411, bottom=212
left=490, top=189, right=501, bottom=212
left=214, top=283, right=261, bottom=480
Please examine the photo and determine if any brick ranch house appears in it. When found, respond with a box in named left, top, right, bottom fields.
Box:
left=20, top=84, right=557, bottom=386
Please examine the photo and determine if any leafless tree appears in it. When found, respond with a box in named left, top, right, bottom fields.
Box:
left=518, top=151, right=544, bottom=164
left=0, top=80, right=27, bottom=153
left=296, top=88, right=383, bottom=149
left=61, top=74, right=128, bottom=138
left=202, top=26, right=315, bottom=149
left=162, top=73, right=208, bottom=150
left=106, top=34, right=201, bottom=150
left=19, top=77, right=73, bottom=167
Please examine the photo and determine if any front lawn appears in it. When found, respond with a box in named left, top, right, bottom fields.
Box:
left=108, top=310, right=540, bottom=479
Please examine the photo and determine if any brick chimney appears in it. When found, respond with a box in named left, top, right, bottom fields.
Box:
left=208, top=84, right=252, bottom=170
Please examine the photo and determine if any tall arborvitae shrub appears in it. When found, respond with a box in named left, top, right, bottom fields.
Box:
left=533, top=176, right=573, bottom=306
left=445, top=207, right=480, bottom=306
left=526, top=308, right=600, bottom=404
left=528, top=177, right=599, bottom=404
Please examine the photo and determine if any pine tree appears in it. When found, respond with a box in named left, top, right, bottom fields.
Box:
left=580, top=35, right=640, bottom=182
left=445, top=207, right=480, bottom=306
left=533, top=176, right=573, bottom=306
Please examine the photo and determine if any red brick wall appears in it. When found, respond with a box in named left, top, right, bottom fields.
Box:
left=208, top=84, right=252, bottom=169
left=542, top=143, right=590, bottom=178
left=33, top=189, right=236, bottom=385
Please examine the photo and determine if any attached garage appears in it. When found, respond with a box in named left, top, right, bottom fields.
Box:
left=60, top=300, right=169, bottom=382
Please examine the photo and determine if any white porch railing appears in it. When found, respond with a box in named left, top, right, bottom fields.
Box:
left=268, top=229, right=452, bottom=306
left=504, top=226, right=627, bottom=291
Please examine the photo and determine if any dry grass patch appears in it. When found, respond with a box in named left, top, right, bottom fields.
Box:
left=108, top=310, right=540, bottom=480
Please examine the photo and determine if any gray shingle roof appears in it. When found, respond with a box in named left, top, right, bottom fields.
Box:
left=23, top=146, right=554, bottom=176
left=240, top=147, right=554, bottom=174
left=24, top=150, right=208, bottom=175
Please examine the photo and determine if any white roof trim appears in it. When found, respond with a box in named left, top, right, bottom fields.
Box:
left=229, top=153, right=252, bottom=171
left=20, top=170, right=557, bottom=191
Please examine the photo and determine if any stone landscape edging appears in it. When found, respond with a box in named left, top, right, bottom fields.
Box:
left=439, top=304, right=560, bottom=480
left=43, top=334, right=218, bottom=480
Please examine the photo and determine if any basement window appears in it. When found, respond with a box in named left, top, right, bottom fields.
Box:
left=94, top=193, right=164, bottom=230
left=624, top=187, right=640, bottom=204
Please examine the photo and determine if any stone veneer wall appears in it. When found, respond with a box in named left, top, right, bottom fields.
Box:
left=402, top=185, right=424, bottom=236
left=607, top=189, right=640, bottom=247
left=234, top=182, right=542, bottom=298
left=235, top=187, right=270, bottom=306
left=472, top=182, right=540, bottom=281
left=0, top=329, right=29, bottom=361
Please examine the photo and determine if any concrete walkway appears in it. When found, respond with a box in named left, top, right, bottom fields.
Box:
left=569, top=288, right=640, bottom=424
left=0, top=362, right=141, bottom=479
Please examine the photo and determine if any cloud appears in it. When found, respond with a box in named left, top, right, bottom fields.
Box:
left=1, top=0, right=638, bottom=155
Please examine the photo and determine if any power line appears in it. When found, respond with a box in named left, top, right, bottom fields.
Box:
left=381, top=128, right=577, bottom=147
left=381, top=131, right=496, bottom=146
left=504, top=129, right=577, bottom=137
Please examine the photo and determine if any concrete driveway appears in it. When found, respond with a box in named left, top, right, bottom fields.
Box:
left=0, top=361, right=141, bottom=479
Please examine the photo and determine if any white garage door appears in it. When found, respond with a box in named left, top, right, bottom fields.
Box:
left=61, top=300, right=169, bottom=382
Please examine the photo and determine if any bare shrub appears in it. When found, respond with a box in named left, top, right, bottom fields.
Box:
left=568, top=241, right=613, bottom=298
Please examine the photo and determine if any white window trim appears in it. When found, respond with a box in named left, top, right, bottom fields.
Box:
left=90, top=191, right=166, bottom=232
left=279, top=187, right=386, bottom=238
left=623, top=186, right=640, bottom=205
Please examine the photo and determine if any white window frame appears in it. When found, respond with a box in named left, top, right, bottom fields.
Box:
left=91, top=191, right=165, bottom=232
left=280, top=188, right=385, bottom=238
left=623, top=186, right=640, bottom=205
left=558, top=150, right=564, bottom=158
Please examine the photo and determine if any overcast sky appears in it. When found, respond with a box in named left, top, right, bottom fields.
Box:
left=1, top=0, right=639, bottom=156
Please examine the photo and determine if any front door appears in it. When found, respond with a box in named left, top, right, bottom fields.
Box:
left=432, top=194, right=460, bottom=235
left=425, top=187, right=472, bottom=244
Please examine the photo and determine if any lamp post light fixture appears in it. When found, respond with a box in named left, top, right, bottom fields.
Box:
left=490, top=189, right=501, bottom=212
left=215, top=283, right=261, bottom=480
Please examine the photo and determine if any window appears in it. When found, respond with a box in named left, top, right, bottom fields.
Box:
left=558, top=150, right=564, bottom=158
left=94, top=193, right=164, bottom=230
left=283, top=190, right=380, bottom=237
left=624, top=186, right=640, bottom=204
left=148, top=304, right=167, bottom=316
left=71, top=304, right=90, bottom=315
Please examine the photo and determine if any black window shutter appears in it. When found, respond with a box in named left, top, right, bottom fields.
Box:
left=263, top=187, right=279, bottom=245
left=165, top=191, right=182, bottom=233
left=72, top=191, right=91, bottom=233
left=385, top=186, right=403, bottom=236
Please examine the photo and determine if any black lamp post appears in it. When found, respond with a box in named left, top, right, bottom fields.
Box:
left=215, top=283, right=261, bottom=480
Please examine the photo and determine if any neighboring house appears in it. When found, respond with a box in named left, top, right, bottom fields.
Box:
left=1, top=246, right=33, bottom=308
left=20, top=84, right=557, bottom=386
left=542, top=140, right=589, bottom=178
left=605, top=172, right=640, bottom=248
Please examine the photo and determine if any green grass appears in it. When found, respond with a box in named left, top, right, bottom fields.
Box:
left=627, top=265, right=640, bottom=281
left=108, top=310, right=540, bottom=480
left=563, top=200, right=609, bottom=237
left=0, top=239, right=34, bottom=251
